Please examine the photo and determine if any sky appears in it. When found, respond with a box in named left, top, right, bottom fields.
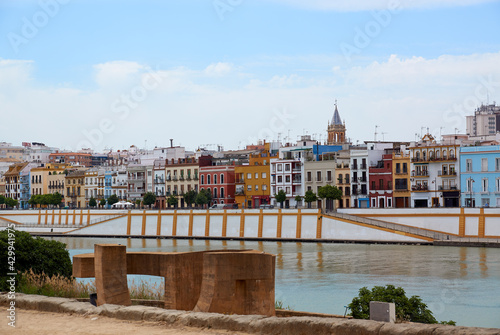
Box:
left=1, top=0, right=500, bottom=152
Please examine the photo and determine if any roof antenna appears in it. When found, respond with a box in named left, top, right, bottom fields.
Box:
left=374, top=125, right=379, bottom=141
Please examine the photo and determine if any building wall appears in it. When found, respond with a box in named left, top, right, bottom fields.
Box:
left=200, top=165, right=235, bottom=205
left=460, top=145, right=500, bottom=207
left=304, top=160, right=336, bottom=209
left=392, top=152, right=411, bottom=208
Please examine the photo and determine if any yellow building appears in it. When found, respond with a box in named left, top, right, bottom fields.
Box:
left=235, top=144, right=276, bottom=208
left=65, top=170, right=87, bottom=208
left=165, top=158, right=200, bottom=208
left=392, top=151, right=411, bottom=208
left=30, top=163, right=71, bottom=197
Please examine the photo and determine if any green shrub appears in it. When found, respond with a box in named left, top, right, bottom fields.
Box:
left=348, top=285, right=455, bottom=325
left=0, top=230, right=72, bottom=291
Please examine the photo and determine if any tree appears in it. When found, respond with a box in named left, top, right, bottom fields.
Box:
left=107, top=194, right=119, bottom=206
left=99, top=199, right=106, bottom=207
left=0, top=195, right=5, bottom=205
left=318, top=185, right=342, bottom=212
left=143, top=192, right=156, bottom=208
left=183, top=190, right=197, bottom=208
left=167, top=194, right=178, bottom=208
left=0, top=230, right=72, bottom=291
left=294, top=195, right=303, bottom=208
left=135, top=199, right=142, bottom=208
left=275, top=189, right=287, bottom=209
left=50, top=192, right=63, bottom=208
left=348, top=285, right=455, bottom=325
left=195, top=189, right=212, bottom=208
left=89, top=197, right=97, bottom=208
left=304, top=190, right=317, bottom=208
left=5, top=197, right=18, bottom=208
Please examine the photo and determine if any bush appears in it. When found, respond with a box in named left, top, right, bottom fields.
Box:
left=0, top=230, right=72, bottom=291
left=348, top=285, right=455, bottom=325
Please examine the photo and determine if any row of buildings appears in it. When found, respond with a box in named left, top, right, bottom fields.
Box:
left=1, top=102, right=500, bottom=209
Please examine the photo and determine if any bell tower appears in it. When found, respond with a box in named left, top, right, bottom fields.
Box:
left=327, top=100, right=346, bottom=144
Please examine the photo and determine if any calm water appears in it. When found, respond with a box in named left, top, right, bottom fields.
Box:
left=47, top=237, right=500, bottom=329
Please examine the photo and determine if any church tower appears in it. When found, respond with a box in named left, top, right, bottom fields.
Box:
left=327, top=100, right=346, bottom=144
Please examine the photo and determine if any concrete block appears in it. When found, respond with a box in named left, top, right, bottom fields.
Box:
left=370, top=301, right=395, bottom=323
left=59, top=301, right=95, bottom=315
left=114, top=305, right=148, bottom=321
left=94, top=244, right=131, bottom=306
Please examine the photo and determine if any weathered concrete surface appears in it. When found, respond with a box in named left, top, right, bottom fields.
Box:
left=74, top=245, right=276, bottom=316
left=1, top=294, right=499, bottom=335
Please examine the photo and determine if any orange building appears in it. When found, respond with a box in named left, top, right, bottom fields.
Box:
left=235, top=143, right=277, bottom=208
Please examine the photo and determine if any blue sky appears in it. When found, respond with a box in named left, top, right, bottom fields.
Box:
left=1, top=0, right=500, bottom=151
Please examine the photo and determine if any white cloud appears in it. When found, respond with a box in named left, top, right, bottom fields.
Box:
left=204, top=62, right=233, bottom=77
left=266, top=0, right=497, bottom=11
left=94, top=61, right=145, bottom=88
left=2, top=52, right=500, bottom=152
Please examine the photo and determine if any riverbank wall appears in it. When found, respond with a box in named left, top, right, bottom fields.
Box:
left=1, top=208, right=499, bottom=245
left=1, top=293, right=498, bottom=334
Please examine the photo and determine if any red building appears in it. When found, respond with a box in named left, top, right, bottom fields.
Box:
left=49, top=152, right=92, bottom=167
left=368, top=153, right=393, bottom=208
left=199, top=164, right=236, bottom=205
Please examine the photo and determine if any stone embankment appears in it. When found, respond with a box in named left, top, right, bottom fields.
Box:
left=1, top=293, right=499, bottom=334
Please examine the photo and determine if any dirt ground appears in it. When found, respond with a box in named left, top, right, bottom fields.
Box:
left=1, top=309, right=252, bottom=335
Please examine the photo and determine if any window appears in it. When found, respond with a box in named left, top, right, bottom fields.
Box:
left=201, top=175, right=205, bottom=185
left=316, top=171, right=322, bottom=181
left=379, top=179, right=384, bottom=189
left=277, top=164, right=282, bottom=172
left=220, top=174, right=224, bottom=184
left=247, top=173, right=252, bottom=179
left=327, top=171, right=332, bottom=181
left=207, top=175, right=211, bottom=184
left=482, top=158, right=488, bottom=172
left=285, top=187, right=290, bottom=194
left=482, top=178, right=488, bottom=193
left=466, top=159, right=472, bottom=172
left=255, top=185, right=258, bottom=191
left=496, top=178, right=500, bottom=192
left=285, top=164, right=290, bottom=171
left=277, top=176, right=282, bottom=183
left=262, top=185, right=267, bottom=191
left=496, top=158, right=500, bottom=171
left=214, top=188, right=217, bottom=198
left=213, top=174, right=217, bottom=184
left=307, top=171, right=312, bottom=182
left=220, top=188, right=224, bottom=198
left=255, top=172, right=258, bottom=179
left=395, top=163, right=401, bottom=174
left=285, top=175, right=290, bottom=183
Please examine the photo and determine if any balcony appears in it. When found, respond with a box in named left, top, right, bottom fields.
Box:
left=337, top=179, right=343, bottom=185
left=351, top=164, right=358, bottom=170
left=360, top=164, right=367, bottom=170
left=236, top=178, right=245, bottom=184
left=411, top=171, right=429, bottom=177
left=394, top=170, right=408, bottom=175
left=235, top=190, right=245, bottom=195
left=411, top=185, right=429, bottom=191
left=438, top=185, right=458, bottom=191
left=394, top=188, right=409, bottom=192
left=438, top=171, right=457, bottom=177
left=292, top=178, right=301, bottom=184
left=154, top=178, right=165, bottom=184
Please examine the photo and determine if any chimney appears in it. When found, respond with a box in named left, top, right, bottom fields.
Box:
left=170, top=139, right=173, bottom=147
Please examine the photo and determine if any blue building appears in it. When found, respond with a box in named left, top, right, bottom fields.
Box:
left=19, top=173, right=31, bottom=209
left=104, top=171, right=113, bottom=200
left=460, top=145, right=500, bottom=207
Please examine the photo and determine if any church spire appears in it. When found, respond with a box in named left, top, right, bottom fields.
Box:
left=327, top=99, right=346, bottom=145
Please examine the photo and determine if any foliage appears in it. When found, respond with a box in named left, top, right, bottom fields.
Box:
left=143, top=192, right=156, bottom=207
left=18, top=270, right=164, bottom=301
left=107, top=194, right=119, bottom=206
left=4, top=197, right=18, bottom=208
left=183, top=190, right=197, bottom=207
left=275, top=189, right=287, bottom=208
left=317, top=185, right=342, bottom=200
left=195, top=189, right=212, bottom=207
left=167, top=194, right=178, bottom=207
left=304, top=190, right=317, bottom=208
left=88, top=197, right=97, bottom=208
left=0, top=195, right=5, bottom=205
left=0, top=230, right=72, bottom=291
left=28, top=193, right=63, bottom=208
left=275, top=300, right=293, bottom=310
left=135, top=199, right=142, bottom=207
left=348, top=285, right=455, bottom=325
left=99, top=198, right=106, bottom=207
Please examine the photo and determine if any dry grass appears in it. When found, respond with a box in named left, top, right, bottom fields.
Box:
left=19, top=270, right=164, bottom=300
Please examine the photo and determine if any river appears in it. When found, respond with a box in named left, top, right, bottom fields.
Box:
left=46, top=236, right=500, bottom=329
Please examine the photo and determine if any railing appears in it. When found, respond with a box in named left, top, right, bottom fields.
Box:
left=438, top=171, right=457, bottom=177
left=394, top=188, right=409, bottom=192
left=360, top=164, right=367, bottom=170
left=411, top=171, right=429, bottom=177
left=438, top=186, right=458, bottom=191
left=236, top=178, right=245, bottom=184
left=411, top=185, right=428, bottom=191
left=351, top=164, right=358, bottom=170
